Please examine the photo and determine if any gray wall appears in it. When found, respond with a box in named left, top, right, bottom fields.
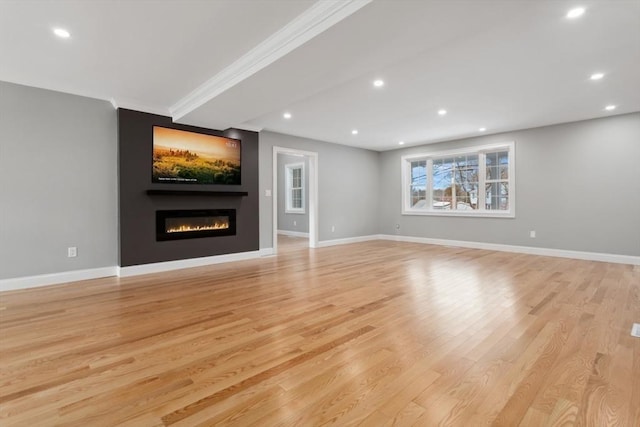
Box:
left=260, top=131, right=379, bottom=249
left=378, top=112, right=640, bottom=256
left=1, top=80, right=636, bottom=283
left=277, top=153, right=309, bottom=233
left=0, top=82, right=117, bottom=279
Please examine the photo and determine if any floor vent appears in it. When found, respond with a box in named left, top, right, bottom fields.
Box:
left=632, top=323, right=640, bottom=338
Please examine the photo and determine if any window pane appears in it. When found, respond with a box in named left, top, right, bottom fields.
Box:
left=486, top=182, right=509, bottom=210
left=499, top=181, right=509, bottom=196
left=292, top=167, right=302, bottom=188
left=432, top=196, right=451, bottom=210
left=498, top=151, right=509, bottom=179
left=453, top=155, right=479, bottom=210
left=486, top=152, right=497, bottom=166
left=432, top=158, right=453, bottom=210
left=487, top=151, right=509, bottom=181
left=411, top=160, right=427, bottom=186
left=485, top=152, right=509, bottom=209
left=498, top=151, right=509, bottom=165
left=410, top=185, right=426, bottom=208
left=410, top=160, right=427, bottom=208
left=500, top=196, right=509, bottom=210
left=486, top=166, right=499, bottom=180
left=292, top=188, right=302, bottom=208
left=485, top=182, right=497, bottom=209
left=455, top=183, right=478, bottom=210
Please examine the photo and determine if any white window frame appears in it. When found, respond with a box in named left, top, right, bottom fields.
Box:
left=401, top=141, right=515, bottom=218
left=285, top=162, right=305, bottom=214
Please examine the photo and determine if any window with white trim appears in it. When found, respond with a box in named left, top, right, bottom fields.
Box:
left=402, top=142, right=515, bottom=217
left=285, top=163, right=305, bottom=214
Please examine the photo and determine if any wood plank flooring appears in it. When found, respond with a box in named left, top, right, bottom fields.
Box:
left=1, top=237, right=638, bottom=426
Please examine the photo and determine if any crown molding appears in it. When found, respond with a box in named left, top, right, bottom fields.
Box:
left=170, top=0, right=372, bottom=121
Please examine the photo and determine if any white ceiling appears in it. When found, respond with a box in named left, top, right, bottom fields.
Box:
left=1, top=0, right=639, bottom=151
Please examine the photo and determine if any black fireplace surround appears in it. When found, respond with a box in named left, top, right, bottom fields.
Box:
left=118, top=109, right=258, bottom=267
left=156, top=209, right=236, bottom=241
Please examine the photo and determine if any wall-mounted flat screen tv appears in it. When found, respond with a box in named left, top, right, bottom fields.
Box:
left=152, top=126, right=241, bottom=185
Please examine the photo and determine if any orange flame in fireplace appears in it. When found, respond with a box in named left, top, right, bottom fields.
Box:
left=166, top=221, right=229, bottom=233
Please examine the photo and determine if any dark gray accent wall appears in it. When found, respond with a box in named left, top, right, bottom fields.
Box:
left=118, top=109, right=259, bottom=267
left=378, top=112, right=640, bottom=256
left=0, top=82, right=117, bottom=279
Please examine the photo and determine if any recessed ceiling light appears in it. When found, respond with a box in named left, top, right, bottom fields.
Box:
left=479, top=127, right=487, bottom=132
left=53, top=28, right=71, bottom=38
left=604, top=105, right=616, bottom=111
left=398, top=141, right=405, bottom=145
left=352, top=129, right=358, bottom=135
left=373, top=79, right=384, bottom=88
left=438, top=109, right=447, bottom=116
left=566, top=7, right=585, bottom=19
left=590, top=73, right=604, bottom=80
left=283, top=112, right=292, bottom=119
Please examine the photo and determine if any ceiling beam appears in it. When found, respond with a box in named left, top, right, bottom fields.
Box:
left=170, top=0, right=372, bottom=121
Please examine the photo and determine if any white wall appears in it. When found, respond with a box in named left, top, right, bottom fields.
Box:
left=0, top=82, right=118, bottom=280
left=259, top=131, right=379, bottom=249
left=378, top=113, right=640, bottom=256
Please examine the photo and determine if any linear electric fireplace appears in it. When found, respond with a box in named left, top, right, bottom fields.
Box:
left=156, top=209, right=236, bottom=241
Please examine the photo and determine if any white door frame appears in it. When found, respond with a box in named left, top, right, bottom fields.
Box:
left=273, top=146, right=318, bottom=252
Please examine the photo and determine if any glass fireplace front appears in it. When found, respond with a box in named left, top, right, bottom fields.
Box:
left=156, top=209, right=236, bottom=241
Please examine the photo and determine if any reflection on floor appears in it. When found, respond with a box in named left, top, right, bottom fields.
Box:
left=2, top=240, right=638, bottom=425
left=277, top=234, right=309, bottom=253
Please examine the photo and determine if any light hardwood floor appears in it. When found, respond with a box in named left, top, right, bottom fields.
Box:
left=1, top=238, right=638, bottom=426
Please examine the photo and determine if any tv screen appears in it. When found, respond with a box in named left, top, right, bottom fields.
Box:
left=152, top=126, right=241, bottom=185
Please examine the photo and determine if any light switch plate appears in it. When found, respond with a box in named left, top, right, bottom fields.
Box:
left=631, top=323, right=640, bottom=338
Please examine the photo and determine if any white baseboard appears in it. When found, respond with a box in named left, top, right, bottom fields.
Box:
left=1, top=250, right=272, bottom=292
left=317, top=235, right=381, bottom=248
left=378, top=234, right=640, bottom=266
left=260, top=248, right=275, bottom=257
left=4, top=235, right=636, bottom=293
left=0, top=266, right=117, bottom=292
left=117, top=250, right=263, bottom=277
left=277, top=229, right=310, bottom=238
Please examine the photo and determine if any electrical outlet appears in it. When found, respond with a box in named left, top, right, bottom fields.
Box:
left=67, top=247, right=77, bottom=257
left=331, top=225, right=335, bottom=232
left=529, top=230, right=536, bottom=238
left=265, top=189, right=272, bottom=197
left=293, top=221, right=297, bottom=226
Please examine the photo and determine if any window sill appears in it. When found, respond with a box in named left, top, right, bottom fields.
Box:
left=402, top=209, right=515, bottom=218
left=285, top=210, right=306, bottom=215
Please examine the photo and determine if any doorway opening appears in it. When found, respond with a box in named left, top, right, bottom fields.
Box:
left=272, top=146, right=318, bottom=254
